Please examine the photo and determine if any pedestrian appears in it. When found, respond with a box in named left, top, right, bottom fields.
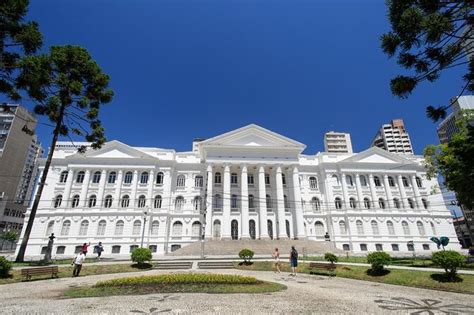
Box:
left=289, top=246, right=298, bottom=276
left=82, top=242, right=90, bottom=256
left=272, top=247, right=281, bottom=273
left=95, top=242, right=104, bottom=260
left=71, top=250, right=86, bottom=277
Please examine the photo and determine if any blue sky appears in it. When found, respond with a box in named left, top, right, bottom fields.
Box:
left=17, top=0, right=468, bottom=154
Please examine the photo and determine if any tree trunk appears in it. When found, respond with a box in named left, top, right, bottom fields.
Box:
left=15, top=103, right=66, bottom=262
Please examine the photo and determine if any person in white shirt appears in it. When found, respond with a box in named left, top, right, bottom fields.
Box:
left=272, top=248, right=281, bottom=273
left=72, top=251, right=86, bottom=277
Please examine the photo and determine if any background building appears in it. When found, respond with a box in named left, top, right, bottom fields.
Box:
left=437, top=95, right=474, bottom=144
left=371, top=119, right=414, bottom=154
left=0, top=104, right=42, bottom=244
left=324, top=131, right=353, bottom=153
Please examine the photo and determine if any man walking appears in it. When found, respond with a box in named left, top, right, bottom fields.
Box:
left=72, top=250, right=86, bottom=277
left=289, top=246, right=298, bottom=276
left=95, top=242, right=104, bottom=260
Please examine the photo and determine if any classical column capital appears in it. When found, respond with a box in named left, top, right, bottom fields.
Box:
left=355, top=173, right=360, bottom=178
left=292, top=166, right=299, bottom=174
left=275, top=165, right=282, bottom=173
left=223, top=164, right=231, bottom=171
left=206, top=164, right=213, bottom=172
left=241, top=164, right=248, bottom=172
left=258, top=165, right=265, bottom=173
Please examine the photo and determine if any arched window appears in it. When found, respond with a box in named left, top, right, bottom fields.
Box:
left=378, top=198, right=386, bottom=209
left=151, top=220, right=159, bottom=235
left=286, top=220, right=290, bottom=238
left=213, top=194, right=222, bottom=209
left=59, top=171, right=68, bottom=183
left=402, top=221, right=410, bottom=235
left=311, top=197, right=320, bottom=211
left=430, top=222, right=437, bottom=235
left=266, top=195, right=272, bottom=209
left=154, top=195, right=162, bottom=209
left=249, top=195, right=255, bottom=209
left=72, top=195, right=80, bottom=208
left=284, top=195, right=289, bottom=209
left=104, top=195, right=113, bottom=208
left=138, top=195, right=146, bottom=208
left=92, top=171, right=101, bottom=183
left=360, top=175, right=367, bottom=186
left=416, top=177, right=423, bottom=188
left=417, top=221, right=425, bottom=235
left=332, top=175, right=340, bottom=185
left=267, top=220, right=274, bottom=239
left=402, top=176, right=410, bottom=187
left=97, top=220, right=106, bottom=236
left=108, top=171, right=116, bottom=184
left=364, top=197, right=371, bottom=209
left=249, top=220, right=256, bottom=239
left=346, top=175, right=353, bottom=186
left=172, top=221, right=183, bottom=236
left=214, top=172, right=221, bottom=184
left=349, top=197, right=357, bottom=209
left=140, top=172, right=149, bottom=184
left=54, top=195, right=62, bottom=208
left=231, top=194, right=238, bottom=209
left=388, top=176, right=395, bottom=187
left=387, top=221, right=395, bottom=235
left=231, top=173, right=238, bottom=185
left=371, top=220, right=379, bottom=235
left=282, top=173, right=286, bottom=186
left=124, top=171, right=133, bottom=184
left=339, top=221, right=347, bottom=235
left=309, top=176, right=317, bottom=189
left=194, top=196, right=202, bottom=211
left=132, top=220, right=141, bottom=235
left=192, top=221, right=201, bottom=237
left=335, top=197, right=342, bottom=209
left=79, top=220, right=89, bottom=236
left=265, top=173, right=270, bottom=185
left=121, top=195, right=130, bottom=208
left=176, top=175, right=185, bottom=187
left=175, top=196, right=184, bottom=210
left=247, top=174, right=254, bottom=185
left=356, top=220, right=364, bottom=235
left=393, top=198, right=401, bottom=209
left=76, top=171, right=85, bottom=183
left=315, top=221, right=325, bottom=237
left=373, top=176, right=381, bottom=187
left=422, top=198, right=429, bottom=209
left=61, top=220, right=71, bottom=236
left=195, top=175, right=203, bottom=188
left=115, top=220, right=124, bottom=235
left=156, top=172, right=164, bottom=185
left=408, top=198, right=415, bottom=209
left=213, top=220, right=221, bottom=238
left=88, top=195, right=97, bottom=208
left=45, top=221, right=54, bottom=236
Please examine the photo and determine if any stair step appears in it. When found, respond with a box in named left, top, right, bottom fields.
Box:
left=155, top=262, right=192, bottom=269
left=197, top=261, right=235, bottom=269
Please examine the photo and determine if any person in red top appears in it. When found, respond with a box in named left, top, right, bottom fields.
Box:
left=82, top=242, right=90, bottom=256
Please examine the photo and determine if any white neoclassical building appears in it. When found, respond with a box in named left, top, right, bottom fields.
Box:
left=17, top=124, right=458, bottom=257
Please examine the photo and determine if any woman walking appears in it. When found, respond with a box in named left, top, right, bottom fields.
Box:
left=289, top=246, right=298, bottom=276
left=272, top=248, right=281, bottom=273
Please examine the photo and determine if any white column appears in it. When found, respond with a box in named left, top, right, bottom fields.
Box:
left=79, top=170, right=91, bottom=207
left=222, top=164, right=231, bottom=239
left=114, top=170, right=123, bottom=207
left=258, top=166, right=269, bottom=239
left=147, top=169, right=155, bottom=207
left=411, top=175, right=422, bottom=208
left=130, top=170, right=139, bottom=208
left=241, top=165, right=250, bottom=238
left=341, top=173, right=349, bottom=209
left=205, top=165, right=213, bottom=237
left=354, top=174, right=364, bottom=209
left=383, top=174, right=393, bottom=208
left=62, top=169, right=74, bottom=205
left=368, top=174, right=378, bottom=208
left=163, top=169, right=172, bottom=209
left=397, top=175, right=407, bottom=208
left=97, top=170, right=107, bottom=207
left=275, top=166, right=287, bottom=239
left=292, top=167, right=306, bottom=239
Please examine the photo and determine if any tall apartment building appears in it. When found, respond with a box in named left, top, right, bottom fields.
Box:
left=371, top=119, right=414, bottom=154
left=0, top=104, right=42, bottom=235
left=437, top=95, right=474, bottom=144
left=324, top=131, right=353, bottom=153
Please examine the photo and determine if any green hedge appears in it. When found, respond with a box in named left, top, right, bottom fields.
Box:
left=0, top=256, right=12, bottom=278
left=95, top=273, right=258, bottom=287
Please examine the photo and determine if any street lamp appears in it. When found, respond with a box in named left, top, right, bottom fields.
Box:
left=140, top=208, right=151, bottom=248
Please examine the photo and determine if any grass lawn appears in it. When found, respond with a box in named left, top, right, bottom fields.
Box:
left=11, top=258, right=101, bottom=267
left=0, top=263, right=151, bottom=285
left=64, top=273, right=286, bottom=297
left=236, top=261, right=474, bottom=295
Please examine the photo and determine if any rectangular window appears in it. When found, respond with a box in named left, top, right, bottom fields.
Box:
left=360, top=244, right=367, bottom=251
left=248, top=174, right=254, bottom=185
left=422, top=244, right=430, bottom=250
left=375, top=244, right=383, bottom=251
left=391, top=244, right=399, bottom=251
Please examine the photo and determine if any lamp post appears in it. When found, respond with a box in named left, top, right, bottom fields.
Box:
left=140, top=208, right=150, bottom=248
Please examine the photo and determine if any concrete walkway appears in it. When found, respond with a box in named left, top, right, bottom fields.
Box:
left=0, top=268, right=473, bottom=314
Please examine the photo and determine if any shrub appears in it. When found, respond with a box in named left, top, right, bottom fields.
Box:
left=239, top=248, right=254, bottom=263
left=367, top=252, right=391, bottom=273
left=0, top=256, right=12, bottom=278
left=131, top=248, right=152, bottom=266
left=324, top=253, right=338, bottom=264
left=432, top=250, right=465, bottom=279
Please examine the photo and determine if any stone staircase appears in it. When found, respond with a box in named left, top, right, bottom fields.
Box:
left=168, top=239, right=341, bottom=257
left=155, top=261, right=193, bottom=269
left=197, top=261, right=235, bottom=269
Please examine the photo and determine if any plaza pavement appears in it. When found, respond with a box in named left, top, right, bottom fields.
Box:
left=0, top=267, right=473, bottom=314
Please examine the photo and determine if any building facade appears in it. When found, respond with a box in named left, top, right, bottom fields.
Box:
left=0, top=104, right=41, bottom=236
left=437, top=95, right=474, bottom=144
left=18, top=125, right=458, bottom=257
left=324, top=131, right=353, bottom=153
left=371, top=119, right=414, bottom=154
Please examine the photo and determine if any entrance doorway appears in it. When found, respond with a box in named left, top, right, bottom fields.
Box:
left=231, top=220, right=239, bottom=240
left=267, top=220, right=273, bottom=240
left=249, top=220, right=256, bottom=240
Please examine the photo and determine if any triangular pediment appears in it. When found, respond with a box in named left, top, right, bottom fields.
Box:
left=67, top=141, right=155, bottom=159
left=340, top=147, right=412, bottom=164
left=200, top=124, right=306, bottom=150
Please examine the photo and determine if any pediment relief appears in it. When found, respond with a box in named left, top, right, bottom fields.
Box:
left=340, top=147, right=412, bottom=164
left=66, top=140, right=156, bottom=160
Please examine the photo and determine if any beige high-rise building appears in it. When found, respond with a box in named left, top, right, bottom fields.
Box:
left=371, top=119, right=413, bottom=154
left=324, top=131, right=353, bottom=153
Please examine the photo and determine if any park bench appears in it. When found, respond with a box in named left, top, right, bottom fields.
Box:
left=21, top=266, right=59, bottom=281
left=308, top=262, right=337, bottom=276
